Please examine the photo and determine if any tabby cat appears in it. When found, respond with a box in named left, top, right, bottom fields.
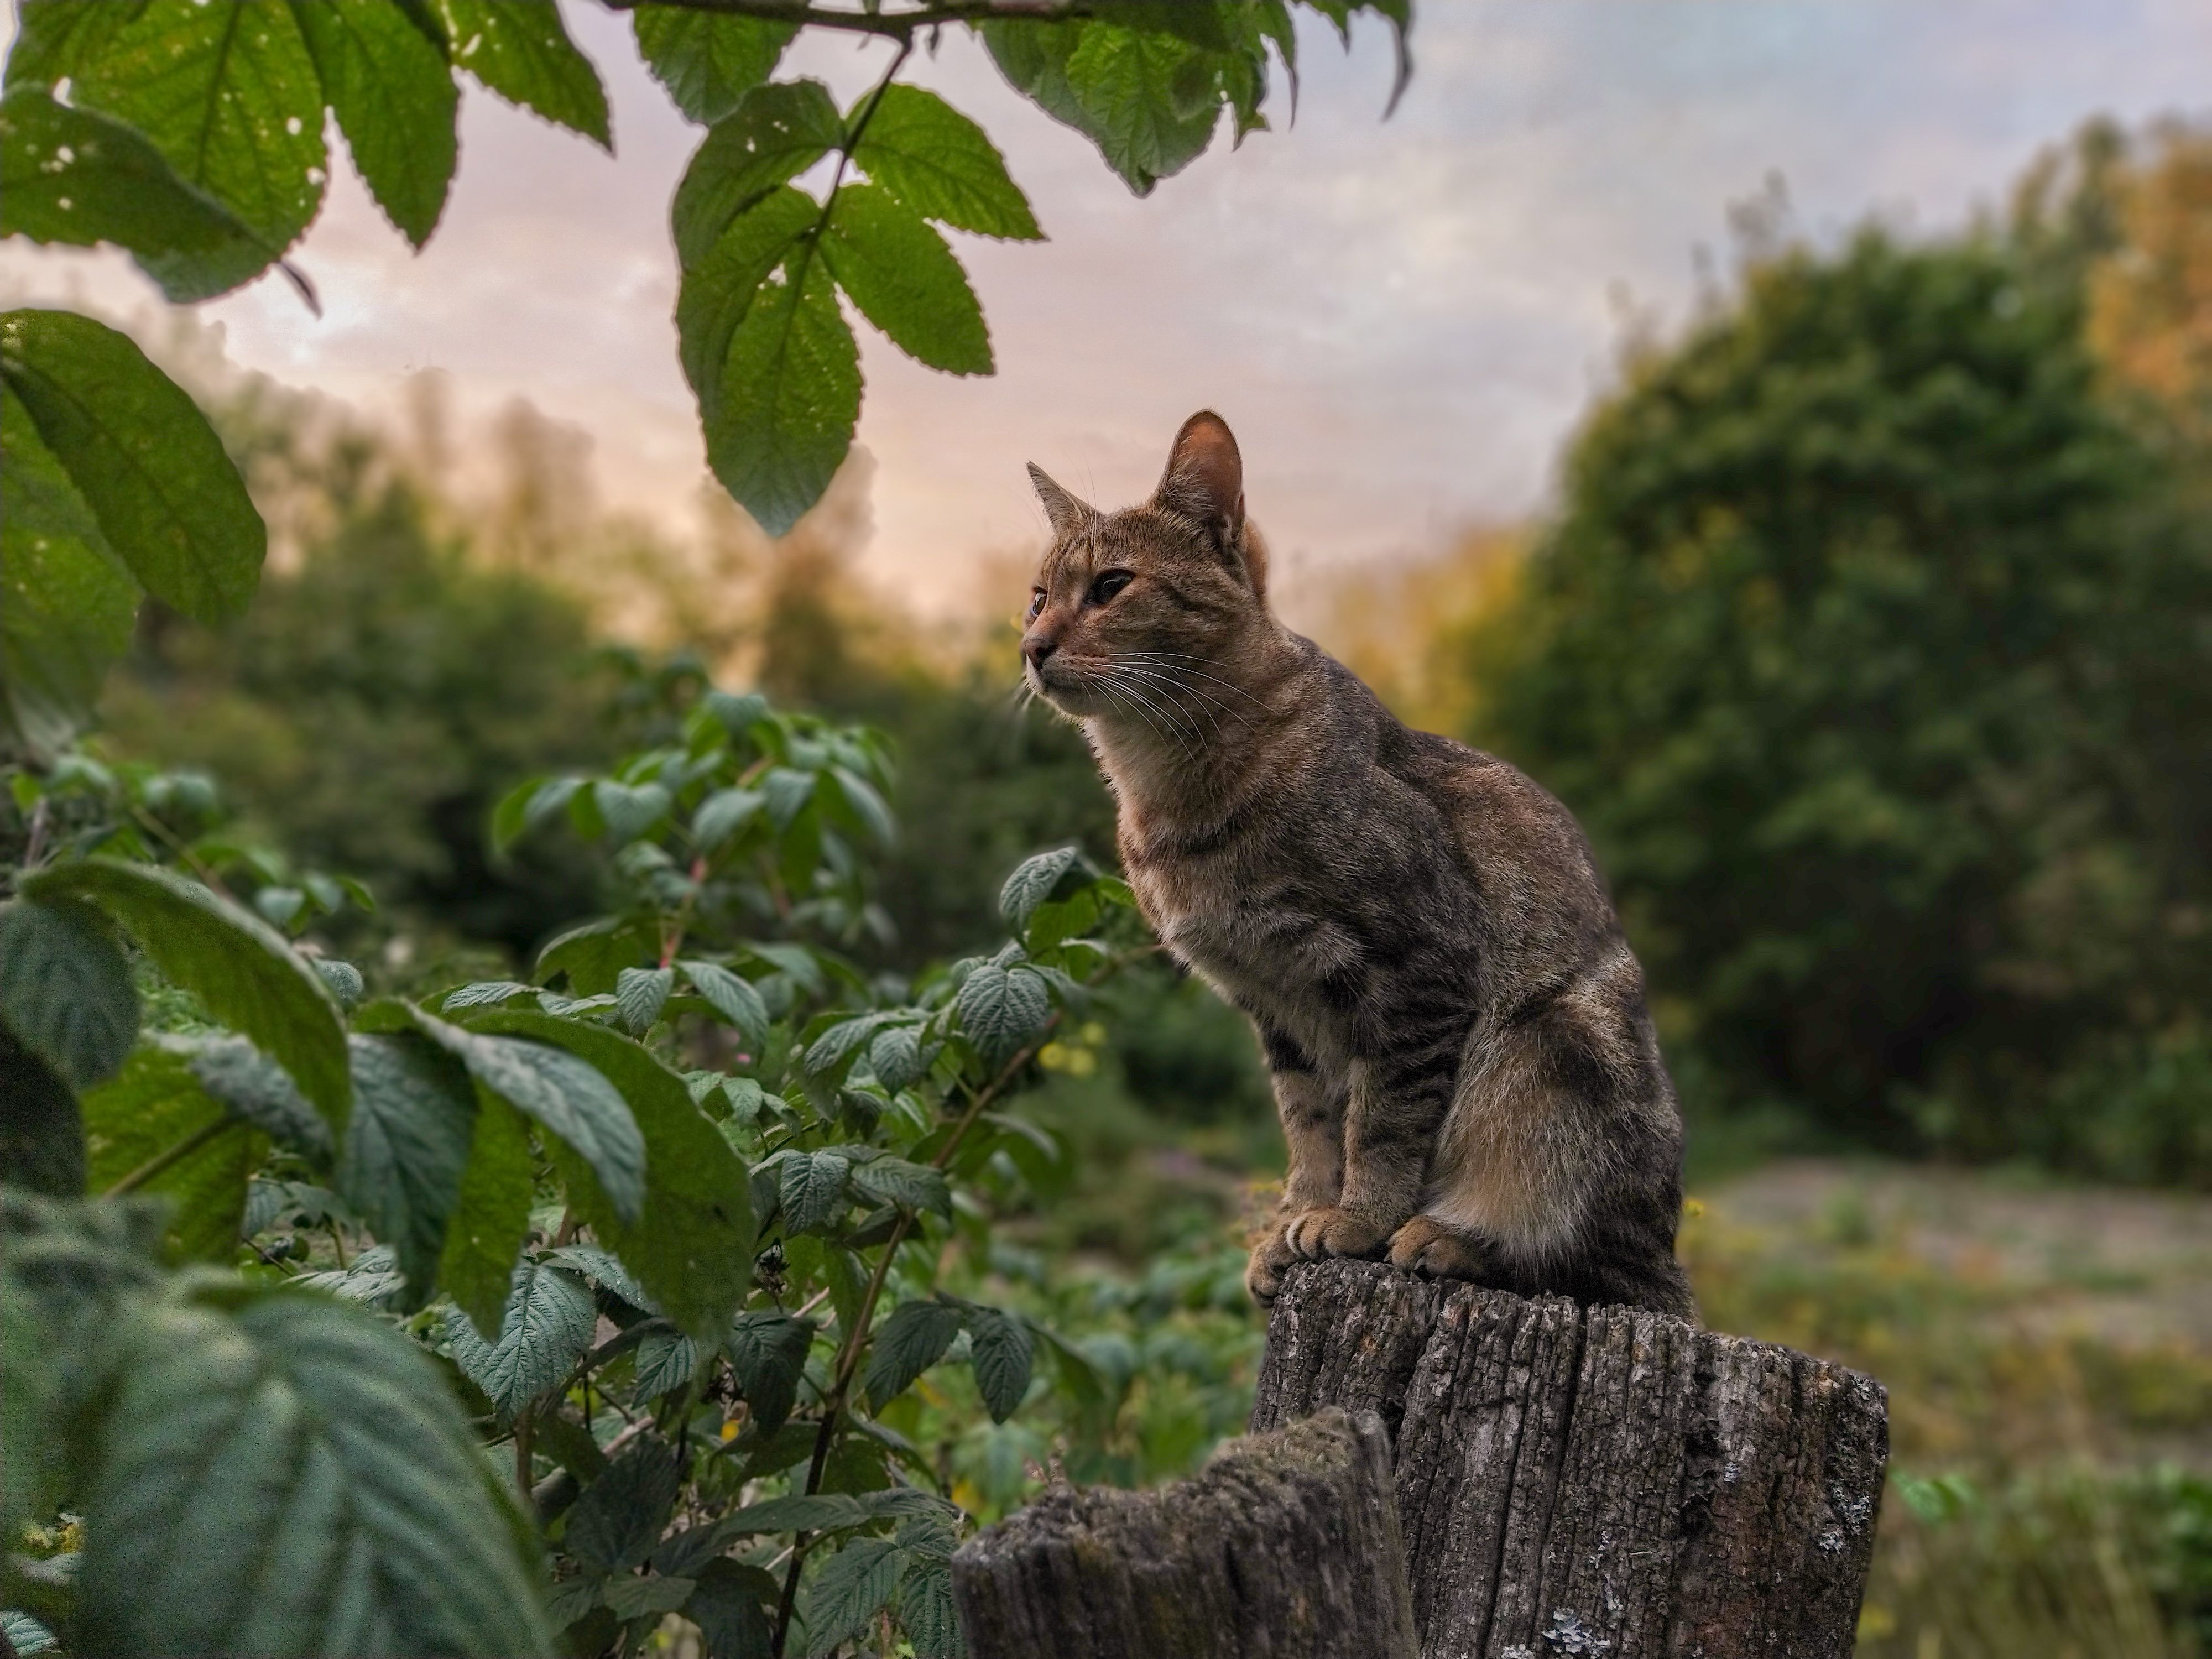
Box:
left=1019, top=412, right=1694, bottom=1317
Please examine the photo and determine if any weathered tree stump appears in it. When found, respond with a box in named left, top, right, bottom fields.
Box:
left=952, top=1406, right=1419, bottom=1659
left=1251, top=1261, right=1889, bottom=1659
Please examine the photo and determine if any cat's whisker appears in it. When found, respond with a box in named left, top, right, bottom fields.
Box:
left=1119, top=652, right=1274, bottom=709
left=1106, top=662, right=1238, bottom=745
left=1094, top=673, right=1197, bottom=765
left=1100, top=666, right=1209, bottom=765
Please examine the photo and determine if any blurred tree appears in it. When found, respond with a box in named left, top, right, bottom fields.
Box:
left=1471, top=140, right=2212, bottom=1177
left=105, top=483, right=614, bottom=960
left=2088, top=122, right=2212, bottom=444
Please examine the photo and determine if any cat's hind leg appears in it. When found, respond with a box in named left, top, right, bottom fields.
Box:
left=1386, top=1214, right=1494, bottom=1282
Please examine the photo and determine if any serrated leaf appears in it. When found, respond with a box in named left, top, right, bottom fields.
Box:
left=80, top=1046, right=254, bottom=1258
left=548, top=1242, right=658, bottom=1313
left=23, top=858, right=347, bottom=1130
left=0, top=86, right=274, bottom=302
left=463, top=1010, right=753, bottom=1339
left=435, top=0, right=609, bottom=146
left=779, top=1148, right=850, bottom=1234
left=998, top=845, right=1087, bottom=927
left=0, top=897, right=135, bottom=1089
left=854, top=84, right=1041, bottom=241
left=686, top=1559, right=776, bottom=1659
left=820, top=183, right=992, bottom=376
left=397, top=1003, right=645, bottom=1224
left=692, top=785, right=766, bottom=852
left=727, top=1309, right=812, bottom=1436
left=567, top=1434, right=682, bottom=1573
left=953, top=962, right=1052, bottom=1064
left=24, top=0, right=325, bottom=281
left=633, top=1324, right=697, bottom=1400
left=849, top=1155, right=949, bottom=1220
left=185, top=1034, right=332, bottom=1159
left=616, top=964, right=675, bottom=1034
left=896, top=1562, right=964, bottom=1658
left=672, top=81, right=839, bottom=268
left=441, top=1257, right=595, bottom=1417
left=2, top=309, right=265, bottom=625
left=494, top=775, right=583, bottom=853
left=0, top=381, right=138, bottom=753
left=862, top=1298, right=962, bottom=1412
left=681, top=962, right=770, bottom=1053
left=700, top=239, right=861, bottom=537
left=801, top=1537, right=902, bottom=1657
left=534, top=915, right=651, bottom=996
left=442, top=979, right=536, bottom=1011
left=593, top=779, right=672, bottom=845
left=293, top=1242, right=407, bottom=1307
left=867, top=1026, right=924, bottom=1092
left=436, top=1093, right=534, bottom=1340
left=287, top=0, right=460, bottom=246
left=341, top=1032, right=477, bottom=1311
left=805, top=1012, right=887, bottom=1076
left=606, top=1574, right=695, bottom=1620
left=718, top=1493, right=864, bottom=1536
left=632, top=5, right=794, bottom=126
left=964, top=1305, right=1034, bottom=1422
left=82, top=1281, right=555, bottom=1657
left=826, top=765, right=895, bottom=847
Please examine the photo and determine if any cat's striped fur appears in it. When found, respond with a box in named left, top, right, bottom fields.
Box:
left=1019, top=412, right=1694, bottom=1317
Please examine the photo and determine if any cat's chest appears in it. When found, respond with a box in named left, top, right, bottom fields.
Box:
left=1125, top=831, right=1357, bottom=1001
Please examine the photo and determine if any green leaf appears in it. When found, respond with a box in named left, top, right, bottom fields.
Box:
left=82, top=1280, right=555, bottom=1657
left=1, top=309, right=266, bottom=624
left=849, top=1155, right=950, bottom=1220
left=566, top=1434, right=682, bottom=1573
left=706, top=242, right=862, bottom=538
left=0, top=85, right=274, bottom=301
left=463, top=1010, right=753, bottom=1340
left=23, top=858, right=348, bottom=1131
left=671, top=80, right=840, bottom=268
left=805, top=1012, right=889, bottom=1076
left=998, top=845, right=1088, bottom=928
left=605, top=1575, right=695, bottom=1621
left=984, top=20, right=1218, bottom=196
left=0, top=1024, right=85, bottom=1199
left=287, top=0, right=460, bottom=247
left=593, top=778, right=672, bottom=844
left=0, top=898, right=136, bottom=1089
left=717, top=1492, right=865, bottom=1536
left=535, top=914, right=653, bottom=994
left=185, top=1034, right=332, bottom=1159
left=547, top=1241, right=659, bottom=1313
left=0, top=383, right=138, bottom=753
left=820, top=182, right=991, bottom=376
left=494, top=774, right=583, bottom=853
left=633, top=1325, right=697, bottom=1399
left=964, top=1304, right=1034, bottom=1422
left=1, top=1279, right=54, bottom=1541
left=867, top=1026, right=924, bottom=1092
left=679, top=958, right=770, bottom=1049
left=23, top=0, right=326, bottom=277
left=616, top=964, right=674, bottom=1034
left=826, top=766, right=895, bottom=847
left=779, top=1147, right=850, bottom=1234
left=853, top=84, right=1041, bottom=241
left=436, top=1092, right=534, bottom=1340
left=686, top=1560, right=776, bottom=1659
left=632, top=5, right=794, bottom=126
left=394, top=1003, right=645, bottom=1224
left=676, top=183, right=816, bottom=431
left=896, top=1562, right=963, bottom=1659
left=434, top=0, right=609, bottom=147
left=692, top=785, right=766, bottom=851
left=801, top=1537, right=902, bottom=1657
left=953, top=962, right=1052, bottom=1064
left=862, top=1297, right=962, bottom=1412
left=440, top=1257, right=596, bottom=1417
left=727, top=1310, right=812, bottom=1435
left=340, top=1032, right=477, bottom=1311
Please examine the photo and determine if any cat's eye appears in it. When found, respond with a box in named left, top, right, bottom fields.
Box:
left=1027, top=588, right=1046, bottom=621
left=1089, top=570, right=1133, bottom=605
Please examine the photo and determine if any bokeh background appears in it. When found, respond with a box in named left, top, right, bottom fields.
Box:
left=6, top=3, right=2209, bottom=1652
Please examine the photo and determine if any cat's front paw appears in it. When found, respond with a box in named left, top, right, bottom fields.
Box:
left=1245, top=1228, right=1296, bottom=1306
left=1387, top=1215, right=1490, bottom=1281
left=1285, top=1206, right=1389, bottom=1262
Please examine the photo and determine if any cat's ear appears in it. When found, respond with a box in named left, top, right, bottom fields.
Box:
left=1027, top=463, right=1093, bottom=540
left=1153, top=410, right=1245, bottom=549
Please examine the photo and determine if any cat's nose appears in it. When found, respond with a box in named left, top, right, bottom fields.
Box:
left=1024, top=633, right=1058, bottom=670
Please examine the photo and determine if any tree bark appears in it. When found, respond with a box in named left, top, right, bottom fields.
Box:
left=952, top=1406, right=1418, bottom=1659
left=1250, top=1261, right=1889, bottom=1659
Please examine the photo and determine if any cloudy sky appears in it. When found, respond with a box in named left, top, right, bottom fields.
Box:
left=5, top=1, right=2206, bottom=602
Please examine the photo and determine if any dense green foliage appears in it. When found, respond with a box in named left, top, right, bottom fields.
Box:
left=1474, top=205, right=2212, bottom=1181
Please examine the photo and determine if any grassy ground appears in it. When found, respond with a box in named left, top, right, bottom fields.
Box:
left=1688, top=1160, right=2212, bottom=1657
